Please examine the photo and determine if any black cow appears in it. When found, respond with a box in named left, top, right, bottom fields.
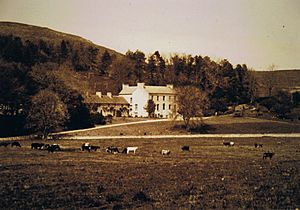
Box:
left=11, top=141, right=21, bottom=147
left=31, top=143, right=45, bottom=150
left=90, top=145, right=100, bottom=151
left=0, top=142, right=10, bottom=147
left=181, top=145, right=190, bottom=151
left=106, top=146, right=120, bottom=154
left=263, top=152, right=274, bottom=160
left=47, top=144, right=61, bottom=153
left=254, top=143, right=263, bottom=148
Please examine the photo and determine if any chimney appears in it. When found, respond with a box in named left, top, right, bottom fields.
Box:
left=96, top=92, right=102, bottom=98
left=107, top=92, right=112, bottom=98
left=137, top=83, right=145, bottom=88
left=167, top=84, right=173, bottom=89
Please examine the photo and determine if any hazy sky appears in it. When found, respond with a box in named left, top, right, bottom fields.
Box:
left=1, top=0, right=299, bottom=70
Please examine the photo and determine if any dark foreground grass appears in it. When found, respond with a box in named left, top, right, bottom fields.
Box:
left=0, top=137, right=300, bottom=209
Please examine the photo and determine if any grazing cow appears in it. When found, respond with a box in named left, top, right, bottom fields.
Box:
left=47, top=144, right=61, bottom=153
left=124, top=147, right=138, bottom=154
left=223, top=141, right=235, bottom=146
left=81, top=143, right=91, bottom=152
left=263, top=151, right=274, bottom=160
left=31, top=143, right=45, bottom=150
left=81, top=143, right=100, bottom=152
left=106, top=146, right=120, bottom=154
left=254, top=143, right=263, bottom=148
left=161, top=149, right=171, bottom=155
left=90, top=146, right=100, bottom=151
left=11, top=141, right=21, bottom=147
left=0, top=142, right=10, bottom=147
left=181, top=145, right=190, bottom=151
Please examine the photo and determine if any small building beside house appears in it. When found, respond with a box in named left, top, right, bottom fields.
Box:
left=84, top=92, right=129, bottom=117
left=119, top=83, right=177, bottom=118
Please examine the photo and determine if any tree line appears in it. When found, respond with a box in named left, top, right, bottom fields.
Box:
left=0, top=34, right=259, bottom=136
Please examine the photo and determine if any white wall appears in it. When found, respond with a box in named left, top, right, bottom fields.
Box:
left=132, top=86, right=149, bottom=117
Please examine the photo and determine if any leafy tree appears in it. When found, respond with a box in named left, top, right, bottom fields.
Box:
left=29, top=65, right=93, bottom=129
left=60, top=40, right=69, bottom=62
left=126, top=50, right=146, bottom=83
left=145, top=99, right=156, bottom=118
left=176, top=86, right=209, bottom=129
left=292, top=92, right=300, bottom=106
left=27, top=90, right=68, bottom=138
left=99, top=50, right=112, bottom=75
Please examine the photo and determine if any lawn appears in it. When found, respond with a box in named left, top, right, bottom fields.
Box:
left=0, top=136, right=299, bottom=209
left=67, top=116, right=300, bottom=136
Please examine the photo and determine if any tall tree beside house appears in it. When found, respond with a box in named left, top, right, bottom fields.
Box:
left=27, top=90, right=68, bottom=139
left=176, top=86, right=209, bottom=129
left=145, top=99, right=156, bottom=118
left=126, top=50, right=146, bottom=83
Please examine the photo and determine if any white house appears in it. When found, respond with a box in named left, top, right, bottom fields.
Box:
left=119, top=83, right=177, bottom=118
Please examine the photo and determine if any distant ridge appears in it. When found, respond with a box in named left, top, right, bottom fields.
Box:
left=0, top=21, right=123, bottom=58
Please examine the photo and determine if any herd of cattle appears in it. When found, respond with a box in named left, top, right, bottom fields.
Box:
left=0, top=140, right=275, bottom=159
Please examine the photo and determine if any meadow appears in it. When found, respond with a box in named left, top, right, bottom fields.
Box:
left=0, top=135, right=299, bottom=209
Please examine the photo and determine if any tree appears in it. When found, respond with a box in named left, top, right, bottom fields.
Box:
left=99, top=50, right=112, bottom=75
left=176, top=86, right=209, bottom=129
left=27, top=90, right=68, bottom=138
left=145, top=99, right=156, bottom=118
left=265, top=64, right=277, bottom=96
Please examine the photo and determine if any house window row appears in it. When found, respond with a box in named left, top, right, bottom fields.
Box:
left=150, top=95, right=175, bottom=102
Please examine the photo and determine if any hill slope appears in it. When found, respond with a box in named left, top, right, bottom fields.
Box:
left=0, top=21, right=122, bottom=58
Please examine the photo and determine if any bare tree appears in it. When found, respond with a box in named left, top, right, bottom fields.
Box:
left=176, top=86, right=209, bottom=129
left=265, top=64, right=277, bottom=96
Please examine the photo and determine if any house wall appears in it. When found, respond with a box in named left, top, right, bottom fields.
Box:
left=132, top=86, right=149, bottom=117
left=150, top=93, right=176, bottom=118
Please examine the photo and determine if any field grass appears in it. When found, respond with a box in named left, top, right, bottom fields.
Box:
left=69, top=116, right=300, bottom=136
left=1, top=136, right=300, bottom=209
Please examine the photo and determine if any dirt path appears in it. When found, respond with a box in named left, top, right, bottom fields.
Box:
left=59, top=133, right=300, bottom=140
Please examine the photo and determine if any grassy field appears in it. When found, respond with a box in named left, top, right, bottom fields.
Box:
left=68, top=116, right=300, bottom=136
left=1, top=136, right=300, bottom=209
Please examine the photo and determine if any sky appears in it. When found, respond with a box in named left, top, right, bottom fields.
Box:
left=0, top=0, right=300, bottom=70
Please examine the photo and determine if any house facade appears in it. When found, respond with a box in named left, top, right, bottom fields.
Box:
left=85, top=92, right=129, bottom=117
left=119, top=83, right=177, bottom=118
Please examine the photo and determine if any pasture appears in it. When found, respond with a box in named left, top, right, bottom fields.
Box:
left=0, top=137, right=300, bottom=209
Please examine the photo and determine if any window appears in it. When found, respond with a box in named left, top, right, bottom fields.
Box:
left=156, top=104, right=159, bottom=111
left=163, top=103, right=165, bottom=110
left=163, top=96, right=165, bottom=101
left=169, top=104, right=171, bottom=110
left=157, top=96, right=159, bottom=101
left=135, top=104, right=138, bottom=111
left=130, top=97, right=132, bottom=103
left=169, top=96, right=172, bottom=101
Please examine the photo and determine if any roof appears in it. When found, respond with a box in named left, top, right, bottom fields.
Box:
left=119, top=84, right=175, bottom=95
left=144, top=86, right=175, bottom=94
left=119, top=86, right=136, bottom=95
left=85, top=95, right=129, bottom=105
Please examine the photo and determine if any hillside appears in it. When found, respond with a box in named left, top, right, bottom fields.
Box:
left=252, top=70, right=300, bottom=97
left=0, top=21, right=124, bottom=95
left=0, top=21, right=122, bottom=58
